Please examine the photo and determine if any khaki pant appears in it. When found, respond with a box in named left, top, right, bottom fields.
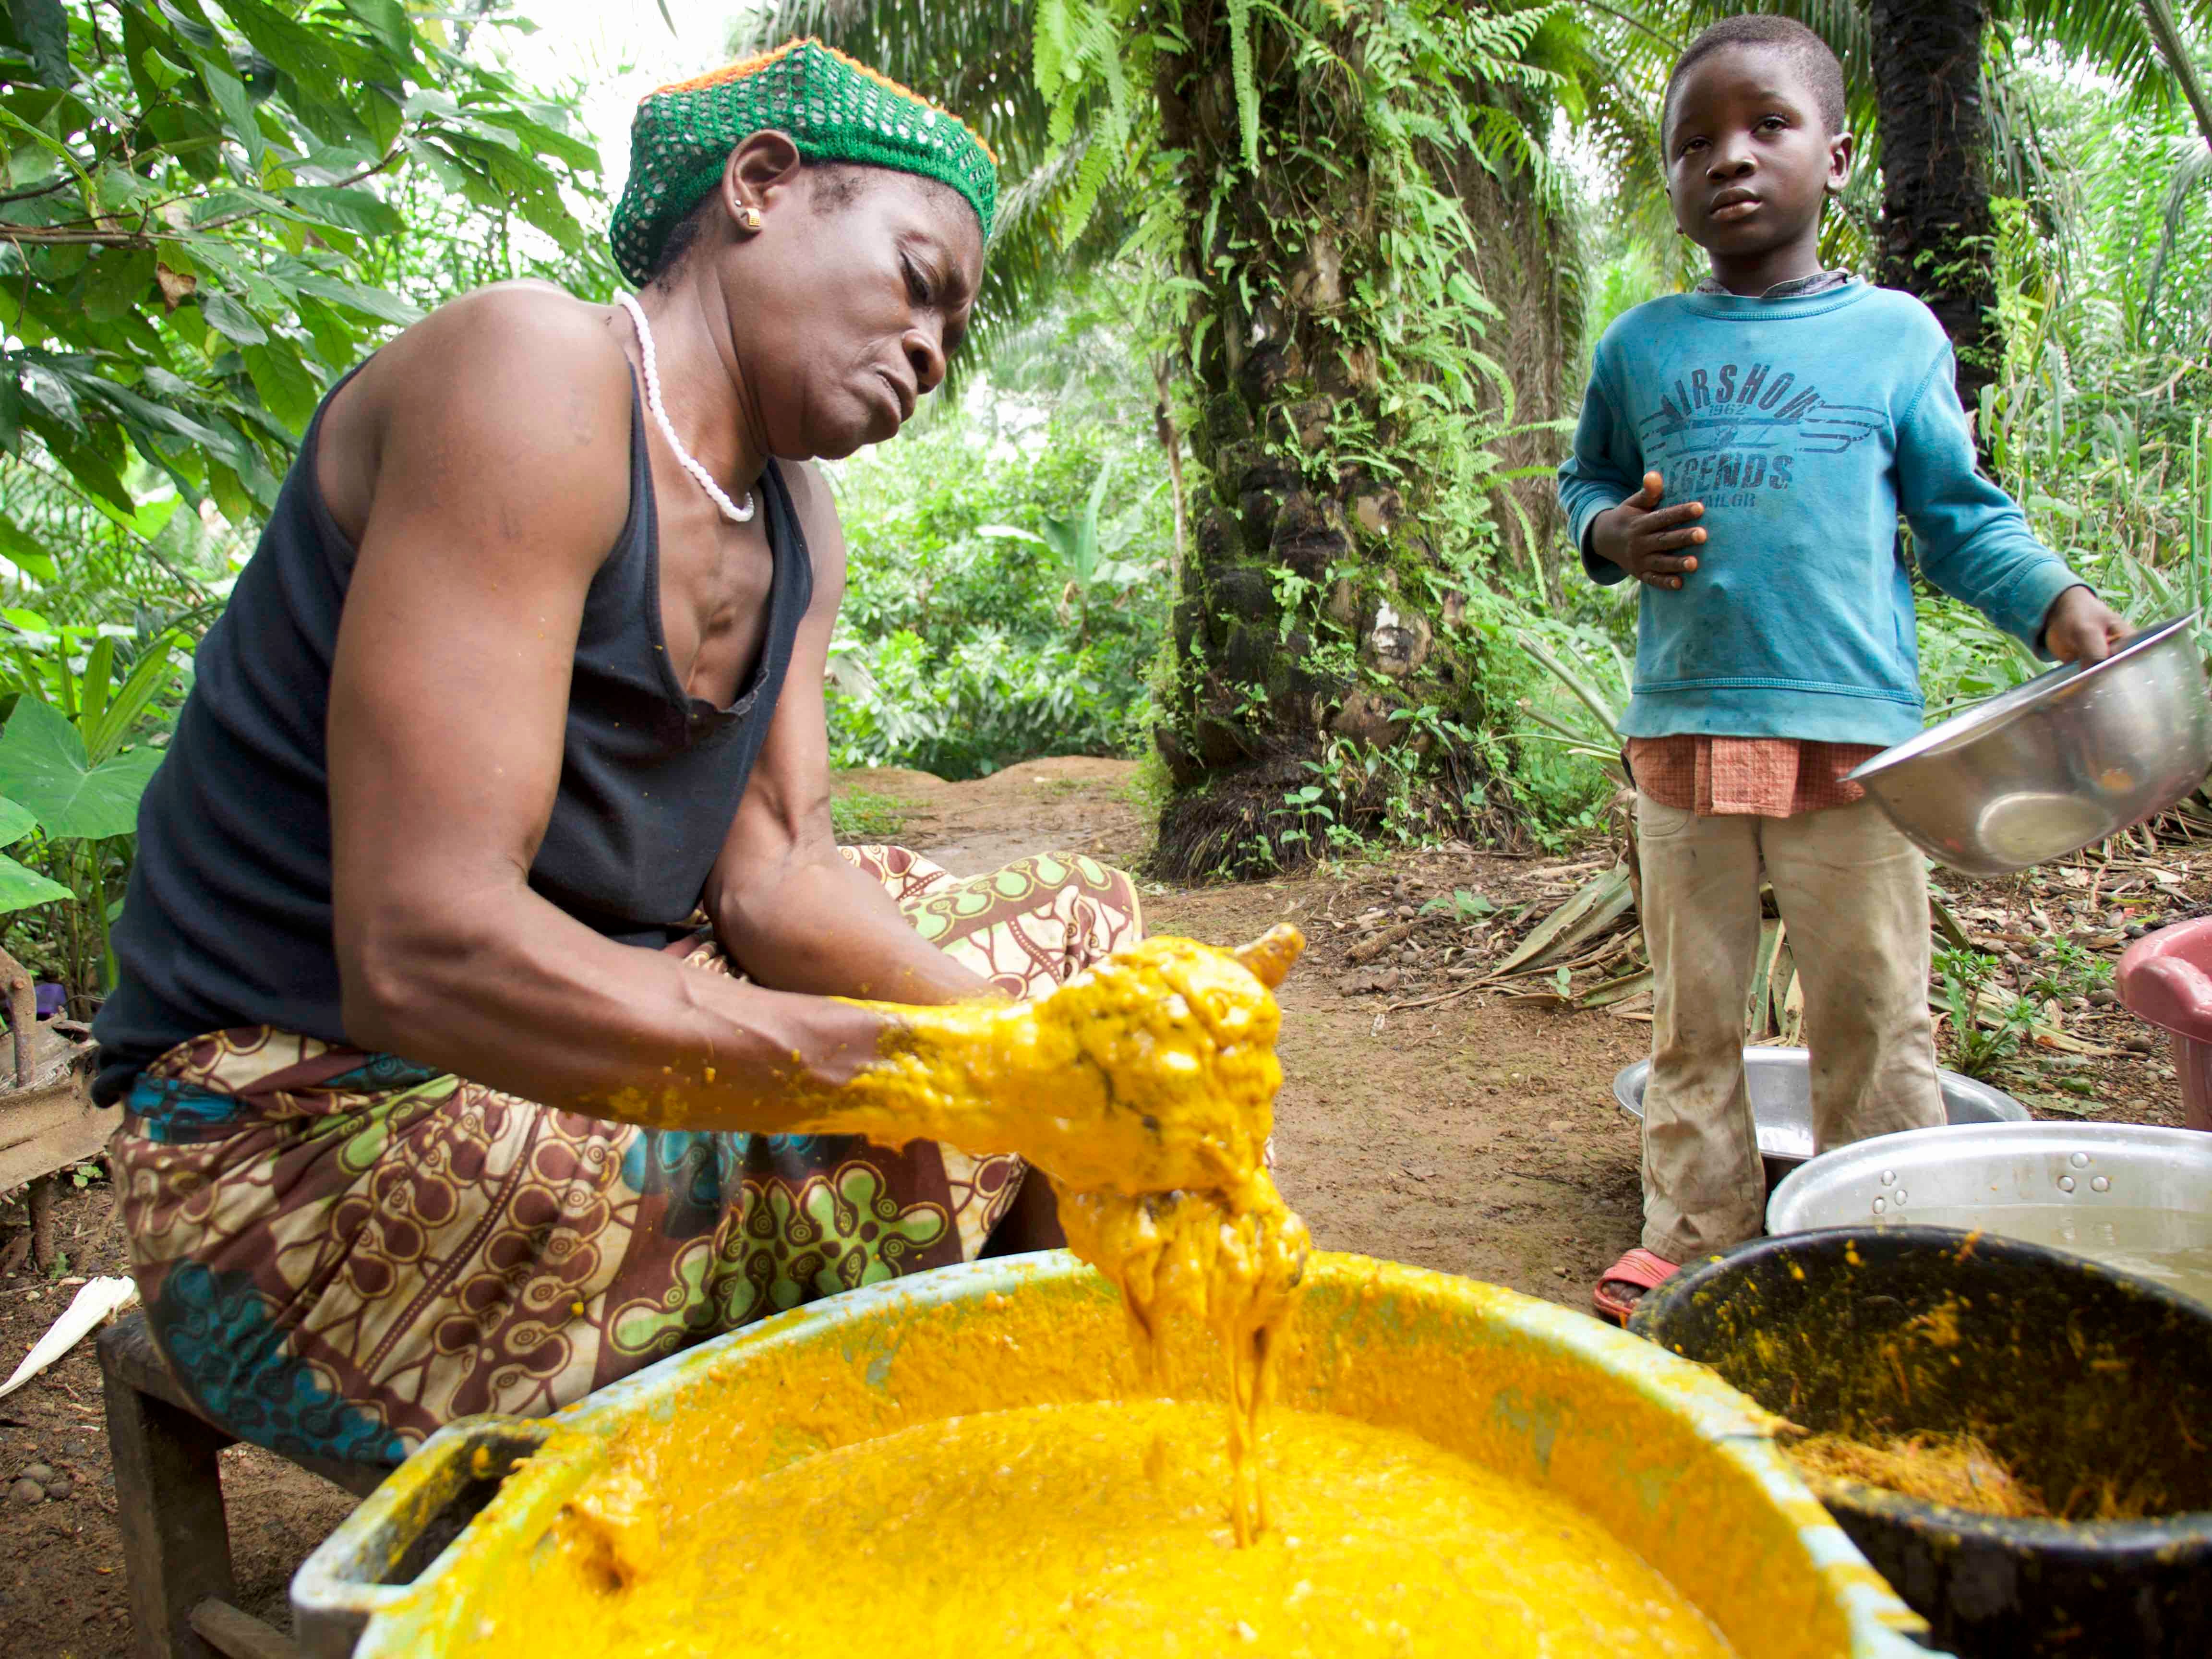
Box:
left=1636, top=793, right=1944, bottom=1261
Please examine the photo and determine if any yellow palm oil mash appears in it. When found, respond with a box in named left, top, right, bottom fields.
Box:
left=820, top=924, right=1312, bottom=1541
left=482, top=1398, right=1736, bottom=1658
left=481, top=928, right=1738, bottom=1656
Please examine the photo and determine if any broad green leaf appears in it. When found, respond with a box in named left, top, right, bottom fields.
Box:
left=198, top=288, right=269, bottom=346
left=0, top=698, right=164, bottom=841
left=13, top=0, right=69, bottom=87
left=242, top=341, right=322, bottom=433
left=0, top=851, right=71, bottom=916
left=0, top=515, right=58, bottom=582
left=224, top=0, right=346, bottom=104
left=19, top=361, right=81, bottom=428
left=292, top=293, right=358, bottom=368
left=341, top=0, right=412, bottom=58
left=286, top=271, right=421, bottom=327
left=193, top=55, right=265, bottom=170
left=24, top=420, right=134, bottom=513
left=188, top=186, right=290, bottom=226
left=72, top=373, right=238, bottom=458
left=281, top=184, right=405, bottom=240
left=401, top=87, right=461, bottom=121
left=84, top=248, right=159, bottom=324
left=0, top=797, right=38, bottom=847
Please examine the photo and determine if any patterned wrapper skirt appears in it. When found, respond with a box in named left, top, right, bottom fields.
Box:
left=109, top=846, right=1141, bottom=1467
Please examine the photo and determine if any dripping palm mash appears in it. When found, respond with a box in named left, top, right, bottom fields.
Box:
left=440, top=932, right=1740, bottom=1657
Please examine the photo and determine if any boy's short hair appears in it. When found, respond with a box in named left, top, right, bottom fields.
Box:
left=1661, top=15, right=1847, bottom=148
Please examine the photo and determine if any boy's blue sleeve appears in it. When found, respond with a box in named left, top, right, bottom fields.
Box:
left=1897, top=347, right=2086, bottom=654
left=1556, top=353, right=1642, bottom=587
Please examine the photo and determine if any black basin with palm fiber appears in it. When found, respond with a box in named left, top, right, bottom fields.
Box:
left=1630, top=1226, right=2212, bottom=1659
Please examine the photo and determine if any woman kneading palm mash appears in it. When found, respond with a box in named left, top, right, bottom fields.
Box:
left=90, top=41, right=1281, bottom=1467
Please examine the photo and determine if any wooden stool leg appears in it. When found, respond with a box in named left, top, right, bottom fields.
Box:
left=102, top=1356, right=239, bottom=1659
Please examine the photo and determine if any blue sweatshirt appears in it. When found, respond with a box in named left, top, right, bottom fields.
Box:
left=1556, top=280, right=2083, bottom=746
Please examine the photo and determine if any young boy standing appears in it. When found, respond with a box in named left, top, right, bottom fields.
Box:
left=1557, top=15, right=2128, bottom=1323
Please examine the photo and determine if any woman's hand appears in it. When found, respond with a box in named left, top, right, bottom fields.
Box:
left=810, top=927, right=1304, bottom=1197
left=1590, top=471, right=1707, bottom=590
left=1001, top=926, right=1304, bottom=1196
left=2043, top=586, right=2131, bottom=664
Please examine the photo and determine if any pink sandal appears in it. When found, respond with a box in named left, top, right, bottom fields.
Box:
left=1592, top=1248, right=1679, bottom=1327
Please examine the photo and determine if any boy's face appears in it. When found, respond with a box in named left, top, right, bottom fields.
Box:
left=1665, top=45, right=1851, bottom=264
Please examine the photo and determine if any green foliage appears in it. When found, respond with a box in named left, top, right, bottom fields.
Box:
left=824, top=403, right=1171, bottom=780
left=1419, top=887, right=1496, bottom=922
left=0, top=0, right=600, bottom=522
left=829, top=787, right=919, bottom=842
left=0, top=696, right=163, bottom=841
left=0, top=632, right=186, bottom=1001
left=0, top=4, right=599, bottom=1002
left=2023, top=938, right=2114, bottom=1004
left=1031, top=0, right=1141, bottom=233
left=1935, top=946, right=2037, bottom=1078
left=0, top=795, right=72, bottom=915
left=1909, top=57, right=2212, bottom=719
left=1511, top=620, right=1627, bottom=776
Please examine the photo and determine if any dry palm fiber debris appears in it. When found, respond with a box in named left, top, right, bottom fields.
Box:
left=1788, top=1429, right=2050, bottom=1518
left=1787, top=1428, right=2167, bottom=1521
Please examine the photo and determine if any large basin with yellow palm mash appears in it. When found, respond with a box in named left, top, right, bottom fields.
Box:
left=292, top=1253, right=1936, bottom=1658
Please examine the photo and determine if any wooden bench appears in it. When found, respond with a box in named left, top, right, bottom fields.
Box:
left=97, top=1310, right=387, bottom=1659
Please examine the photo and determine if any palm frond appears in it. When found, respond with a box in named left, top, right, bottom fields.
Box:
left=2007, top=0, right=2212, bottom=115
left=2148, top=136, right=2212, bottom=323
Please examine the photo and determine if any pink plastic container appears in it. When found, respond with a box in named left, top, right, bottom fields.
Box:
left=2117, top=917, right=2212, bottom=1132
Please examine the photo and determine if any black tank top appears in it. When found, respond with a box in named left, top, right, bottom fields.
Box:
left=92, top=367, right=813, bottom=1102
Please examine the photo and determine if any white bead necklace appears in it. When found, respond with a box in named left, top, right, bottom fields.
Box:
left=616, top=292, right=755, bottom=524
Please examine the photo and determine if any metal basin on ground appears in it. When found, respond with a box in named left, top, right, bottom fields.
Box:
left=1767, top=1118, right=2212, bottom=1308
left=1631, top=1227, right=2212, bottom=1658
left=1612, top=1046, right=2028, bottom=1187
left=1846, top=614, right=2211, bottom=876
left=292, top=1252, right=1933, bottom=1659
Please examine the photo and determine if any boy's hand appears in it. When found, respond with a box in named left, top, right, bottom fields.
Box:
left=2043, top=586, right=2131, bottom=664
left=1590, top=471, right=1706, bottom=589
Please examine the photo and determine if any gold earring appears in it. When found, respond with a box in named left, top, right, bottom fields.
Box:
left=737, top=205, right=764, bottom=233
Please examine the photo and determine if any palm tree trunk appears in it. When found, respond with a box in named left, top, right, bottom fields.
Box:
left=1435, top=100, right=1577, bottom=608
left=1153, top=356, right=1188, bottom=587
left=1869, top=0, right=2001, bottom=416
left=1149, top=3, right=1498, bottom=877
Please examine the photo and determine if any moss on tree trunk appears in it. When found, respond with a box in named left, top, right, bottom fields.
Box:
left=1147, top=2, right=1527, bottom=878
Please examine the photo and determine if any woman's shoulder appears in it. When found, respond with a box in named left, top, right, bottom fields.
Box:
left=321, top=283, right=637, bottom=561
left=389, top=281, right=633, bottom=406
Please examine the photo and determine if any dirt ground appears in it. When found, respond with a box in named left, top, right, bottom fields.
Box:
left=1, top=755, right=2198, bottom=1657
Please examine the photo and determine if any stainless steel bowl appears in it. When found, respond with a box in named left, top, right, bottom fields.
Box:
left=1849, top=613, right=2210, bottom=875
left=1611, top=1046, right=2026, bottom=1180
left=1766, top=1119, right=2212, bottom=1307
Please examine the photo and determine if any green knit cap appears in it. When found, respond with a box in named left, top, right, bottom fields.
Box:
left=611, top=37, right=998, bottom=287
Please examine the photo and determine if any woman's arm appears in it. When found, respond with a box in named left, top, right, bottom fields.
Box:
left=702, top=461, right=994, bottom=1006
left=325, top=289, right=895, bottom=1129
left=321, top=289, right=1286, bottom=1187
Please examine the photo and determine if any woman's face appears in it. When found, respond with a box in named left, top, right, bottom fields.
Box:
left=727, top=164, right=983, bottom=462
